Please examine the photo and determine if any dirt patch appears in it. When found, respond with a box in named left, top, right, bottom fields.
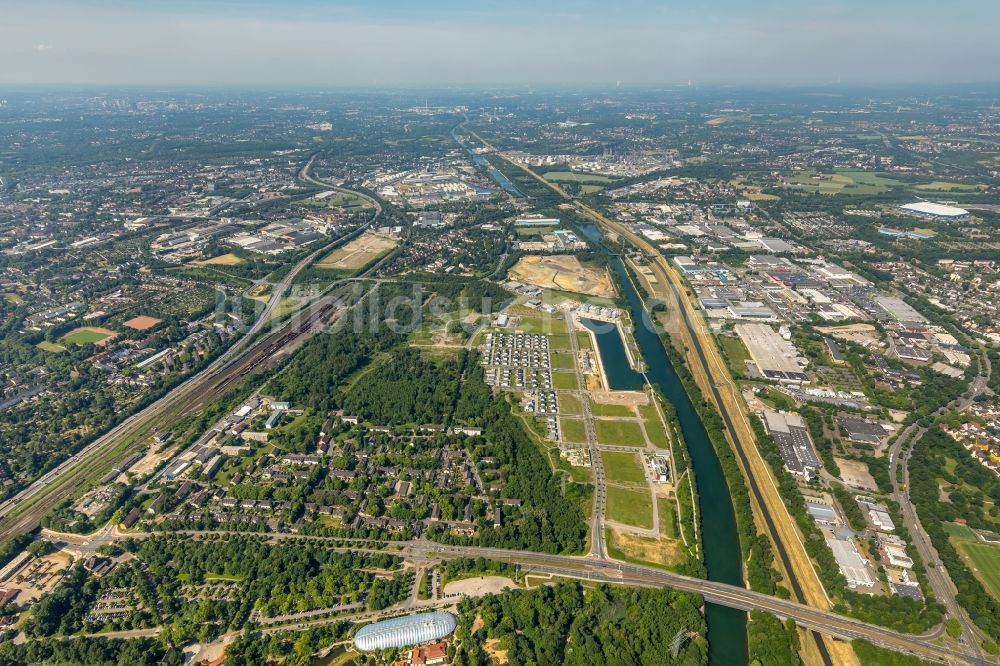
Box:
left=123, top=315, right=163, bottom=331
left=317, top=232, right=397, bottom=270
left=608, top=528, right=683, bottom=568
left=835, top=458, right=879, bottom=492
left=443, top=575, right=517, bottom=597
left=509, top=255, right=615, bottom=298
left=484, top=638, right=509, bottom=664
left=590, top=390, right=649, bottom=407
left=5, top=552, right=71, bottom=604
left=817, top=323, right=881, bottom=347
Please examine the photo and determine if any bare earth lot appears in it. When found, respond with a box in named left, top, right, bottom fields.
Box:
left=317, top=232, right=397, bottom=270
left=509, top=255, right=615, bottom=298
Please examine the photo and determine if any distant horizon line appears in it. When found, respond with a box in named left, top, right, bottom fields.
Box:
left=2, top=81, right=1000, bottom=93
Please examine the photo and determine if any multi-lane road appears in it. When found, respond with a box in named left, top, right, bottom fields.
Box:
left=47, top=527, right=989, bottom=665
left=889, top=351, right=993, bottom=661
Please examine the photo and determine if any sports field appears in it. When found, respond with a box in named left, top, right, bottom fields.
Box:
left=36, top=341, right=66, bottom=353
left=947, top=522, right=1000, bottom=600
left=317, top=233, right=397, bottom=271
left=192, top=253, right=245, bottom=266
left=605, top=486, right=653, bottom=529
left=508, top=254, right=615, bottom=298
left=61, top=326, right=117, bottom=346
left=123, top=315, right=163, bottom=331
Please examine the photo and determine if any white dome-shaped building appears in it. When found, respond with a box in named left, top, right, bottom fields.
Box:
left=354, top=611, right=457, bottom=652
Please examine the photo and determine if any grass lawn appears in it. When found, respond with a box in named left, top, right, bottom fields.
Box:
left=61, top=327, right=115, bottom=345
left=515, top=316, right=559, bottom=334
left=590, top=403, right=635, bottom=418
left=602, top=451, right=646, bottom=485
left=605, top=486, right=653, bottom=529
left=943, top=522, right=978, bottom=540
left=657, top=498, right=678, bottom=539
left=559, top=417, right=587, bottom=443
left=718, top=334, right=752, bottom=377
left=550, top=351, right=577, bottom=370
left=576, top=331, right=594, bottom=350
left=595, top=419, right=646, bottom=446
left=915, top=181, right=979, bottom=192
left=637, top=403, right=666, bottom=439
left=957, top=542, right=1000, bottom=601
left=552, top=372, right=579, bottom=390
left=36, top=341, right=66, bottom=352
left=547, top=333, right=573, bottom=350
left=542, top=171, right=612, bottom=184
left=558, top=393, right=583, bottom=415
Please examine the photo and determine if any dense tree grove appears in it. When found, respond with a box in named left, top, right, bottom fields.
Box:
left=341, top=348, right=465, bottom=426
left=449, top=582, right=707, bottom=666
left=909, top=427, right=1000, bottom=641
left=0, top=637, right=179, bottom=666
left=26, top=535, right=410, bottom=645
left=746, top=612, right=802, bottom=666
left=265, top=324, right=403, bottom=413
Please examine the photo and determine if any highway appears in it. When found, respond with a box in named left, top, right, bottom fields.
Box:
left=888, top=350, right=993, bottom=661
left=49, top=528, right=988, bottom=664
left=0, top=156, right=384, bottom=546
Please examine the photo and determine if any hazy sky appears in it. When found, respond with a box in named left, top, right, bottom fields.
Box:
left=2, top=0, right=998, bottom=87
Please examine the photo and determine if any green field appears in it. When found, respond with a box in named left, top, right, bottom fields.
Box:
left=657, top=497, right=677, bottom=539
left=943, top=522, right=978, bottom=540
left=515, top=316, right=559, bottom=334
left=606, top=486, right=653, bottom=529
left=552, top=372, right=579, bottom=390
left=915, top=181, right=979, bottom=192
left=602, top=451, right=647, bottom=485
left=576, top=332, right=594, bottom=350
left=542, top=171, right=612, bottom=184
left=550, top=351, right=576, bottom=369
left=944, top=522, right=1000, bottom=601
left=958, top=542, right=1000, bottom=601
left=559, top=417, right=587, bottom=443
left=515, top=226, right=556, bottom=237
left=782, top=169, right=902, bottom=195
left=718, top=334, right=752, bottom=377
left=595, top=419, right=646, bottom=446
left=36, top=341, right=67, bottom=353
left=590, top=403, right=635, bottom=418
left=61, top=328, right=115, bottom=345
left=548, top=333, right=573, bottom=350
left=558, top=393, right=583, bottom=415
left=638, top=405, right=668, bottom=447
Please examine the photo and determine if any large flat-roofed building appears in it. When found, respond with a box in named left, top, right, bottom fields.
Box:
left=827, top=537, right=876, bottom=588
left=899, top=202, right=969, bottom=220
left=874, top=295, right=927, bottom=324
left=354, top=611, right=456, bottom=652
left=763, top=410, right=822, bottom=478
left=735, top=323, right=808, bottom=382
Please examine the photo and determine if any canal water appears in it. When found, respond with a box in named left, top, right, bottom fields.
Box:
left=578, top=223, right=748, bottom=665
left=450, top=125, right=525, bottom=197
